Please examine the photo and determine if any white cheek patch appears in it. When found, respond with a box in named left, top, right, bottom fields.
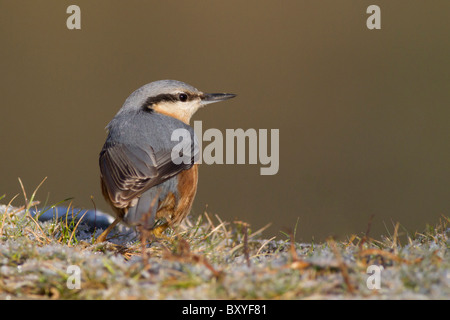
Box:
left=152, top=100, right=202, bottom=124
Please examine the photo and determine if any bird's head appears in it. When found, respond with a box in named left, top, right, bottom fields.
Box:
left=120, top=80, right=236, bottom=124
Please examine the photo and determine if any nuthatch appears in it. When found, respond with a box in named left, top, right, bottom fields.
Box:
left=96, top=80, right=236, bottom=242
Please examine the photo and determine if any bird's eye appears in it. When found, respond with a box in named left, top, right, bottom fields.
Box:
left=179, top=93, right=188, bottom=102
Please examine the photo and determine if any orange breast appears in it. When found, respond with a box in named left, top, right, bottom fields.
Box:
left=171, top=164, right=198, bottom=225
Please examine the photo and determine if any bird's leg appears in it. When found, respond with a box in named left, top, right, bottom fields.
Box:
left=95, top=218, right=120, bottom=243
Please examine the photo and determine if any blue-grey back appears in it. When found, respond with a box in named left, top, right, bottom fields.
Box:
left=106, top=109, right=196, bottom=154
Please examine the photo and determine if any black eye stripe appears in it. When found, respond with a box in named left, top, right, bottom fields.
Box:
left=143, top=94, right=177, bottom=108
left=142, top=93, right=196, bottom=109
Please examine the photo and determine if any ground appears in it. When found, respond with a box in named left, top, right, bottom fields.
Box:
left=0, top=195, right=449, bottom=299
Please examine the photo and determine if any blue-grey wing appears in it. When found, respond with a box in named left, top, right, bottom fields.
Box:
left=99, top=141, right=195, bottom=209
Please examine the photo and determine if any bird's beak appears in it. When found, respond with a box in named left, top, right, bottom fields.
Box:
left=200, top=93, right=236, bottom=106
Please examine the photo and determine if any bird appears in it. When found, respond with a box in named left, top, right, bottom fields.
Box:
left=96, top=80, right=236, bottom=243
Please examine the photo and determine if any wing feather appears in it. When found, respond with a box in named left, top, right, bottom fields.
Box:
left=99, top=141, right=195, bottom=208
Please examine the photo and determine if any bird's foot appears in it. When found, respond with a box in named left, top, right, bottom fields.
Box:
left=150, top=222, right=171, bottom=241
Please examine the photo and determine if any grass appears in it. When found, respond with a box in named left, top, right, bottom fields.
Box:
left=0, top=180, right=449, bottom=299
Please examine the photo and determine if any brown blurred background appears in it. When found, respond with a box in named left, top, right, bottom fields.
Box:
left=1, top=1, right=449, bottom=241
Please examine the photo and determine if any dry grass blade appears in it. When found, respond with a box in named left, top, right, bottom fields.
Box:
left=24, top=227, right=46, bottom=245
left=359, top=214, right=374, bottom=249
left=391, top=222, right=400, bottom=253
left=0, top=193, right=20, bottom=237
left=227, top=242, right=244, bottom=257
left=203, top=221, right=228, bottom=240
left=248, top=222, right=272, bottom=240
left=255, top=236, right=276, bottom=257
left=345, top=234, right=357, bottom=247
left=289, top=228, right=298, bottom=261
left=215, top=214, right=229, bottom=239
left=18, top=178, right=50, bottom=243
left=328, top=238, right=355, bottom=294
left=18, top=177, right=47, bottom=212
left=67, top=210, right=88, bottom=247
left=235, top=221, right=250, bottom=267
left=203, top=211, right=215, bottom=230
